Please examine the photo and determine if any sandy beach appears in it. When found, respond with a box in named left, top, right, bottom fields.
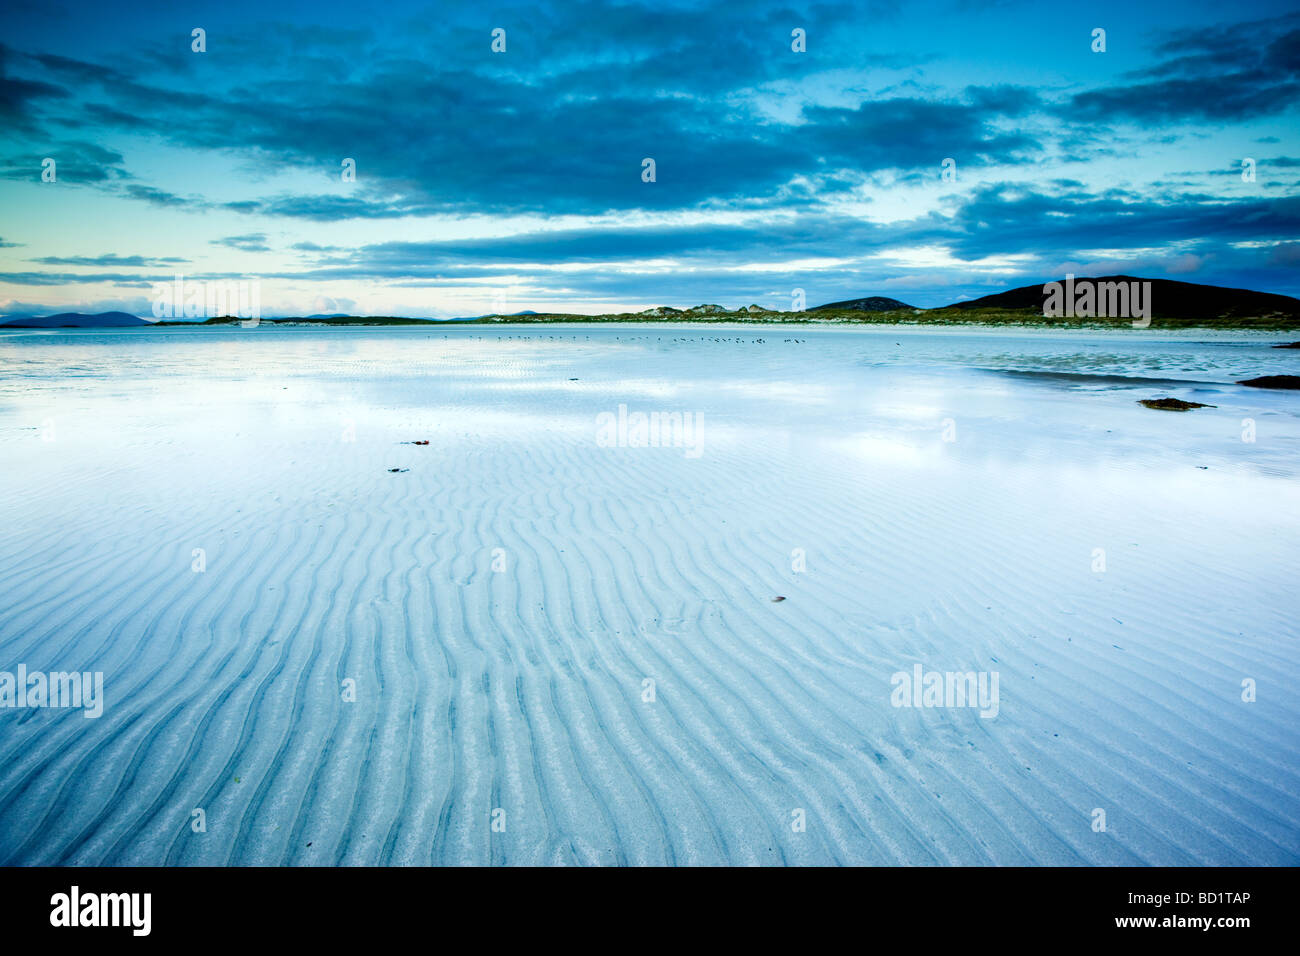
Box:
left=0, top=324, right=1297, bottom=865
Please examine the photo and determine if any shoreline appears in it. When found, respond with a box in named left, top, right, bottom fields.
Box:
left=6, top=319, right=1300, bottom=338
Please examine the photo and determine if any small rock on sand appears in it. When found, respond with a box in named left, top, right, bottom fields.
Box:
left=1139, top=398, right=1216, bottom=410
left=1237, top=375, right=1300, bottom=389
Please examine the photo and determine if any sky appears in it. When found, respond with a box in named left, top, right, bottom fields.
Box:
left=1, top=0, right=1298, bottom=318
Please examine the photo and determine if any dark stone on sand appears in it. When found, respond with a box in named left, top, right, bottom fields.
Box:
left=1237, top=375, right=1300, bottom=389
left=1138, top=398, right=1216, bottom=411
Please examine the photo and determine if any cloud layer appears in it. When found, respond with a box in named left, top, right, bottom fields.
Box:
left=1, top=0, right=1298, bottom=315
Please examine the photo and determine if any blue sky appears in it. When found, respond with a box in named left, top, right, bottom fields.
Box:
left=1, top=0, right=1297, bottom=317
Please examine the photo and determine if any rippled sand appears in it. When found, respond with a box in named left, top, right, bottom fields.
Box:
left=0, top=325, right=1297, bottom=864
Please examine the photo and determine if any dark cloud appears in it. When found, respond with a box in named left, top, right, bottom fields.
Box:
left=0, top=44, right=69, bottom=132
left=218, top=186, right=1300, bottom=305
left=119, top=183, right=200, bottom=207
left=0, top=271, right=166, bottom=285
left=211, top=234, right=271, bottom=252
left=0, top=140, right=127, bottom=183
left=31, top=254, right=188, bottom=266
left=1067, top=15, right=1300, bottom=123
left=0, top=4, right=1038, bottom=218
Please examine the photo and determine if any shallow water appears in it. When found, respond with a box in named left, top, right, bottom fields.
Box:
left=0, top=325, right=1297, bottom=864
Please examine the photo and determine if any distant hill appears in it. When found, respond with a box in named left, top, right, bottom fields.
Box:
left=945, top=276, right=1300, bottom=320
left=812, top=296, right=914, bottom=312
left=1, top=311, right=151, bottom=328
left=445, top=309, right=538, bottom=321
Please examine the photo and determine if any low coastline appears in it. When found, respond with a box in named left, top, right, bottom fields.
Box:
left=144, top=310, right=1300, bottom=332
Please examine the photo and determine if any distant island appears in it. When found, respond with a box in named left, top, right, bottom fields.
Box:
left=1, top=311, right=152, bottom=328
left=4, top=276, right=1299, bottom=330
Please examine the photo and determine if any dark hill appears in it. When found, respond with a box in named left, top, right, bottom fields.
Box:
left=945, top=276, right=1300, bottom=320
left=811, top=296, right=914, bottom=312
